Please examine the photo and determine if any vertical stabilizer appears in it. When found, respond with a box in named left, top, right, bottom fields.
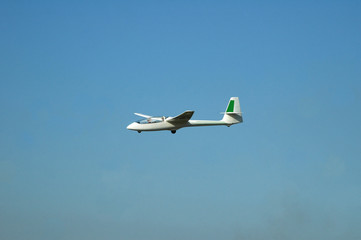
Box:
left=222, top=97, right=243, bottom=125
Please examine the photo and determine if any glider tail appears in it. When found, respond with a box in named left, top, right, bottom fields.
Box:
left=222, top=97, right=243, bottom=125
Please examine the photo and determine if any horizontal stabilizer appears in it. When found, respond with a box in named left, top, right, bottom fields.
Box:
left=225, top=112, right=242, bottom=115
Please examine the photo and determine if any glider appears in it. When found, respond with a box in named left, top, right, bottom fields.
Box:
left=127, top=97, right=243, bottom=134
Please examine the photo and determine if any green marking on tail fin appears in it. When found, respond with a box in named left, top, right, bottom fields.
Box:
left=226, top=100, right=235, bottom=112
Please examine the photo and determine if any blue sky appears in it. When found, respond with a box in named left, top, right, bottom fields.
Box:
left=1, top=1, right=361, bottom=239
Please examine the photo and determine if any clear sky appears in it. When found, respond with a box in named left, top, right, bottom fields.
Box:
left=1, top=1, right=361, bottom=239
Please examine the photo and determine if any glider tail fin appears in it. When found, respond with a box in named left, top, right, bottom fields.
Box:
left=222, top=97, right=243, bottom=125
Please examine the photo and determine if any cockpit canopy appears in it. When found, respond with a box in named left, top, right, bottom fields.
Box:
left=136, top=117, right=167, bottom=124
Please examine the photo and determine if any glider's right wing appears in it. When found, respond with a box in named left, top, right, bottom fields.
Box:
left=134, top=113, right=152, bottom=118
left=167, top=110, right=194, bottom=123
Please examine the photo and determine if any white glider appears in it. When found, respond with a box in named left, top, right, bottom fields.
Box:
left=127, top=97, right=243, bottom=134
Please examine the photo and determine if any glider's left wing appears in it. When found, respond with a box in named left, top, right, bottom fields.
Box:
left=167, top=110, right=194, bottom=123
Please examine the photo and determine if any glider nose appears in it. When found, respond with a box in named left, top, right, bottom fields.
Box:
left=127, top=122, right=136, bottom=130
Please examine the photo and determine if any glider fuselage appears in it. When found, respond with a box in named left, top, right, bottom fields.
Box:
left=127, top=119, right=229, bottom=132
